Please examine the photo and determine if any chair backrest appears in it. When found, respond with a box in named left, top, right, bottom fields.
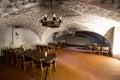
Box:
left=94, top=46, right=101, bottom=51
left=34, top=59, right=45, bottom=70
left=86, top=45, right=94, bottom=50
left=10, top=51, right=17, bottom=59
left=102, top=47, right=109, bottom=54
left=17, top=54, right=25, bottom=62
left=102, top=47, right=109, bottom=51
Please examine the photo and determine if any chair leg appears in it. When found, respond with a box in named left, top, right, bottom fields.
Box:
left=16, top=61, right=18, bottom=67
left=34, top=68, right=45, bottom=80
left=41, top=68, right=44, bottom=80
left=18, top=62, right=21, bottom=70
left=53, top=60, right=56, bottom=72
left=48, top=60, right=56, bottom=73
left=23, top=63, right=26, bottom=72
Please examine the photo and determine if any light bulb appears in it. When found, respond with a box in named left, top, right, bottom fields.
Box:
left=53, top=14, right=56, bottom=17
left=60, top=16, right=62, bottom=20
left=44, top=14, right=47, bottom=17
left=45, top=52, right=47, bottom=57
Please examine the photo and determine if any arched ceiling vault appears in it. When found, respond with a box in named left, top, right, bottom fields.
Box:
left=0, top=0, right=120, bottom=39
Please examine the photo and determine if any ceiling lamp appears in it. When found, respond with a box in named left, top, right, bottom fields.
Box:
left=40, top=0, right=63, bottom=28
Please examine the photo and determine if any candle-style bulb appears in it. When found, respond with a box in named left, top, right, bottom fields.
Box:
left=60, top=16, right=62, bottom=20
left=43, top=14, right=47, bottom=21
left=44, top=14, right=47, bottom=17
left=45, top=52, right=47, bottom=57
left=42, top=16, right=43, bottom=18
left=53, top=14, right=56, bottom=17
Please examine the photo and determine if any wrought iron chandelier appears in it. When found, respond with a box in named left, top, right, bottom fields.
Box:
left=40, top=0, right=63, bottom=28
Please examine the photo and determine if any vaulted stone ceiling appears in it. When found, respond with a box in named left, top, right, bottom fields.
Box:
left=0, top=0, right=120, bottom=20
left=0, top=0, right=120, bottom=16
left=0, top=0, right=120, bottom=39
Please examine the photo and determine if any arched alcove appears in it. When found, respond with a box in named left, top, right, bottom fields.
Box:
left=46, top=29, right=112, bottom=56
left=41, top=22, right=93, bottom=44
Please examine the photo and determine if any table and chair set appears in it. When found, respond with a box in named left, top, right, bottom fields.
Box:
left=3, top=46, right=57, bottom=80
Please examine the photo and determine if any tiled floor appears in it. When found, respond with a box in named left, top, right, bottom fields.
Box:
left=0, top=47, right=120, bottom=80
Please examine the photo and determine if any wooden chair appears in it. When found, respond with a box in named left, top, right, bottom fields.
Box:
left=86, top=44, right=94, bottom=53
left=47, top=46, right=56, bottom=53
left=57, top=42, right=66, bottom=48
left=36, top=45, right=42, bottom=53
left=45, top=53, right=57, bottom=74
left=33, top=59, right=56, bottom=80
left=37, top=45, right=48, bottom=53
left=10, top=51, right=17, bottom=65
left=93, top=46, right=101, bottom=55
left=49, top=58, right=56, bottom=73
left=101, top=47, right=109, bottom=56
left=32, top=59, right=47, bottom=80
left=16, top=54, right=32, bottom=72
left=3, top=49, right=10, bottom=63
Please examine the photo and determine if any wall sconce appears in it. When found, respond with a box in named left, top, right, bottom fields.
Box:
left=15, top=32, right=19, bottom=39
